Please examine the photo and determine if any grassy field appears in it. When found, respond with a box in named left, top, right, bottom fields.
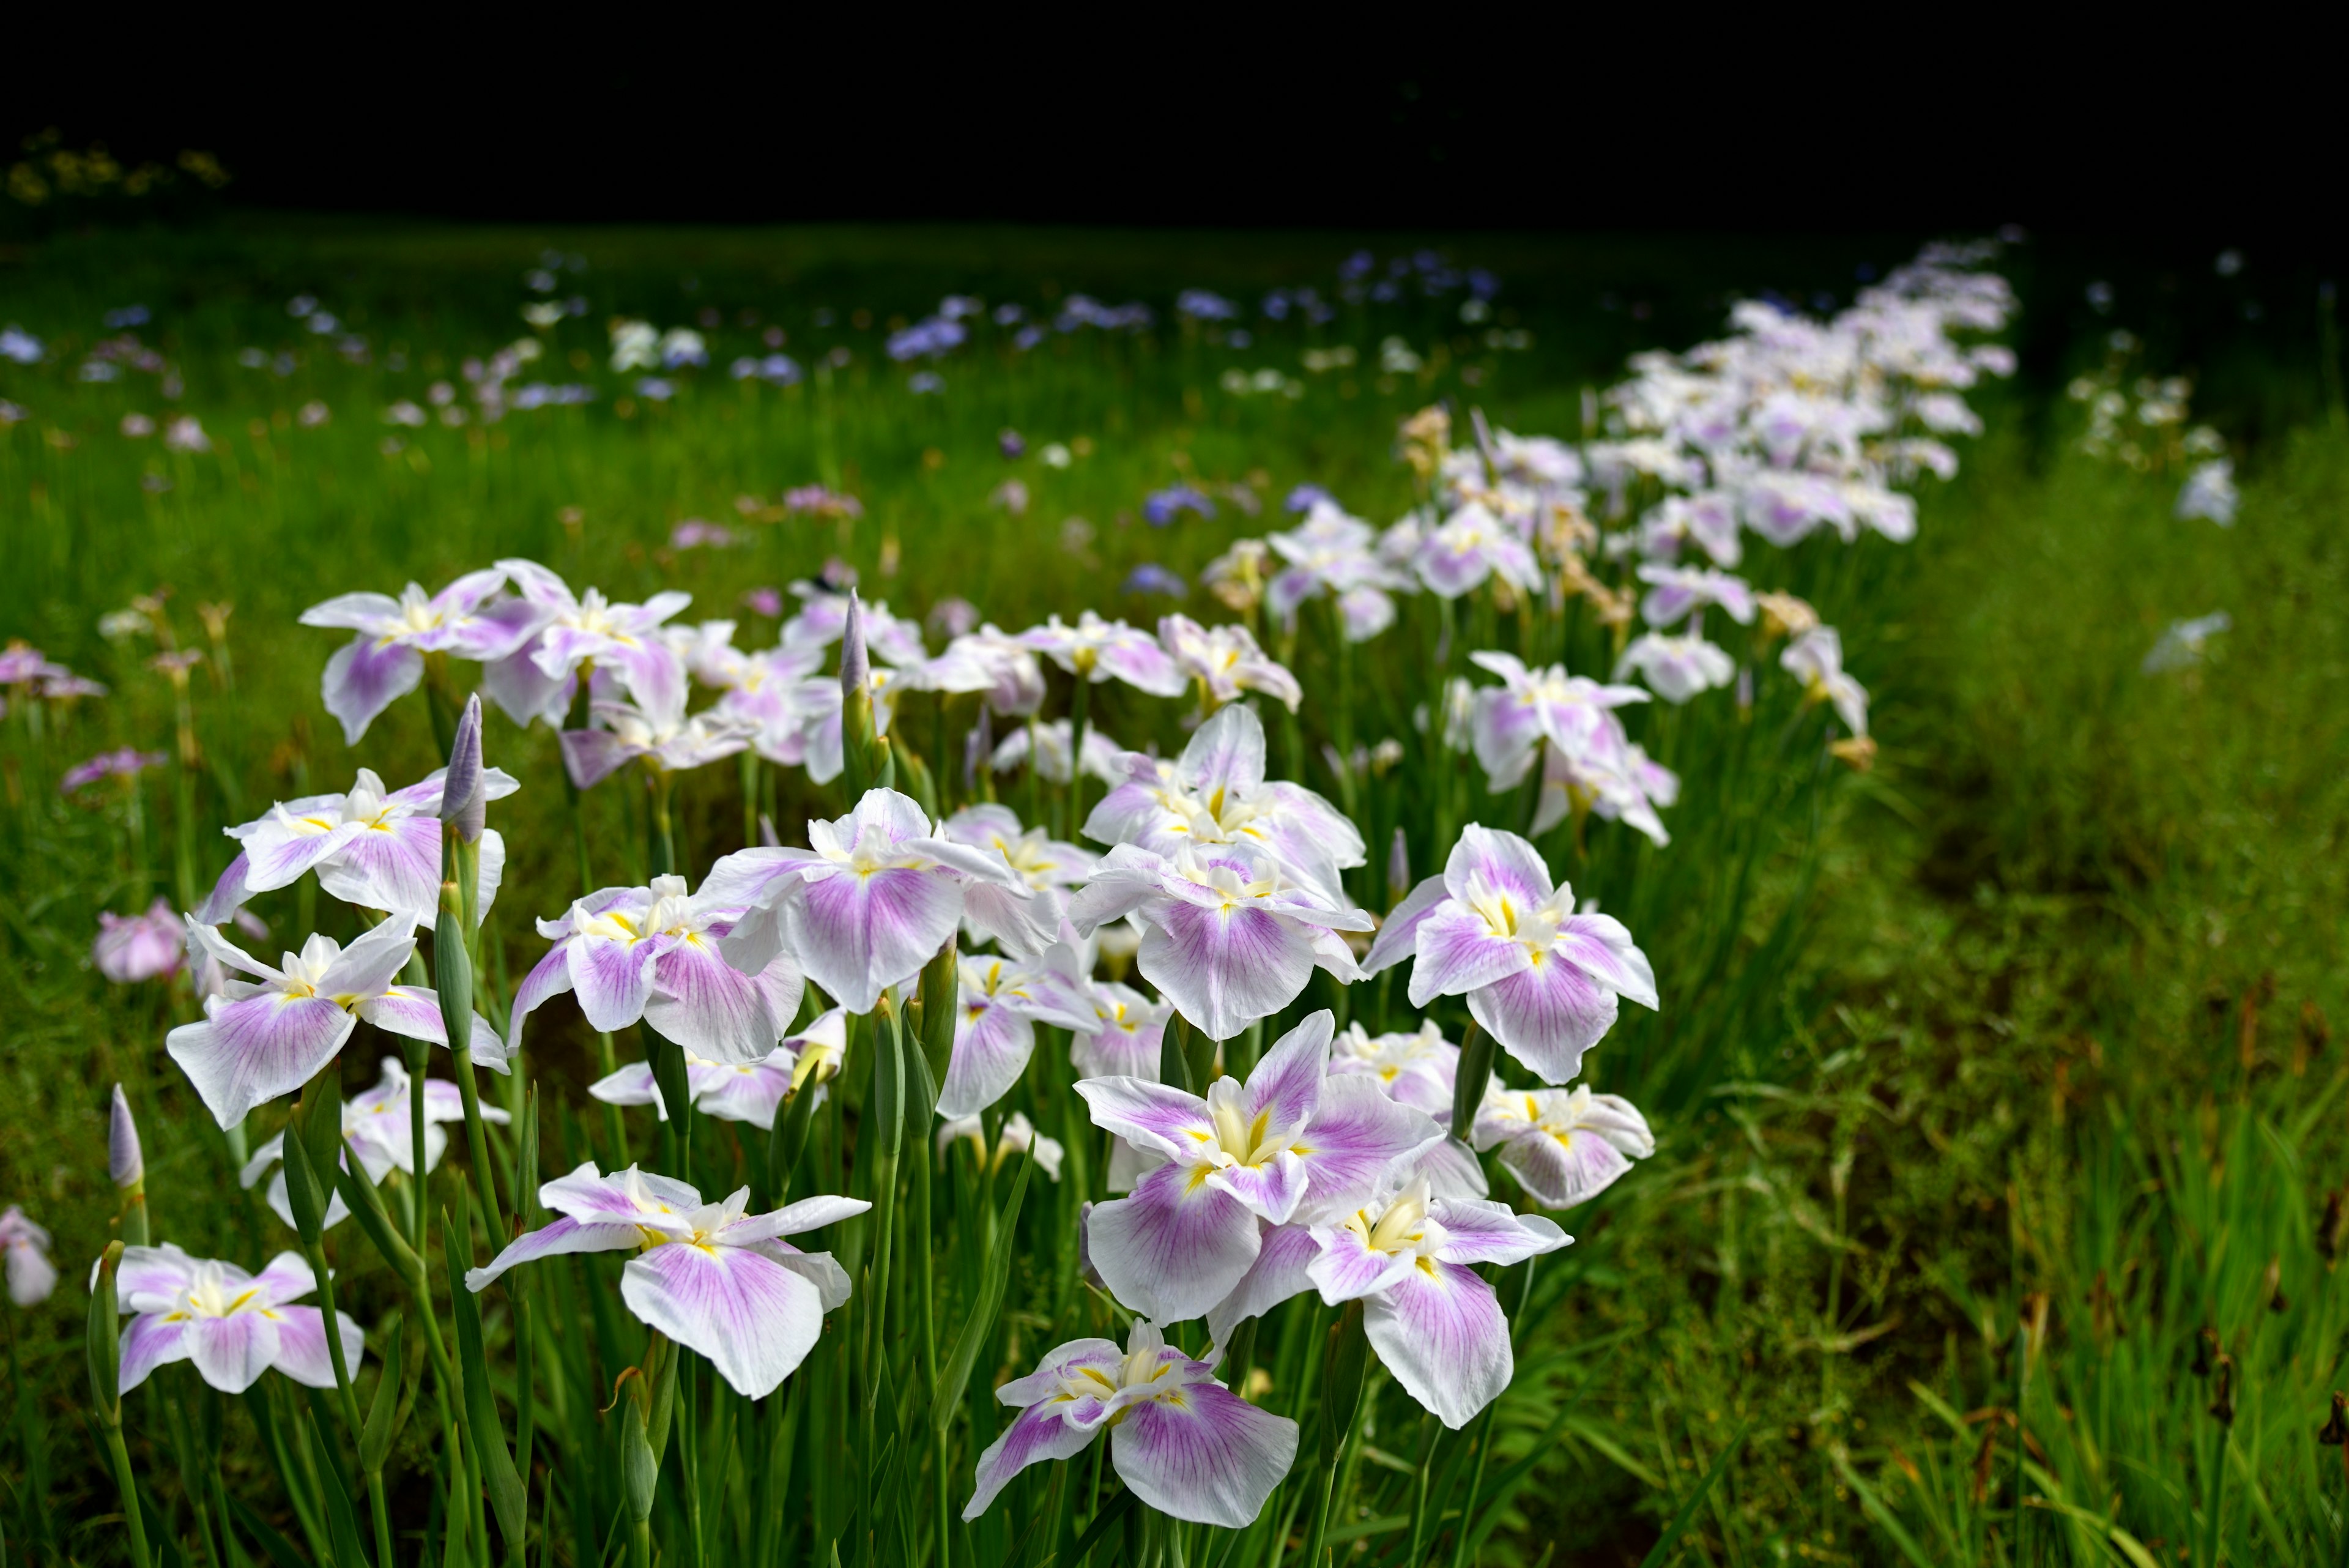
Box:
left=1, top=215, right=2345, bottom=1567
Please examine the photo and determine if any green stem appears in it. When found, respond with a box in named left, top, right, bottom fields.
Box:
left=102, top=1421, right=157, bottom=1568
left=1448, top=1406, right=1497, bottom=1568
left=1067, top=672, right=1092, bottom=833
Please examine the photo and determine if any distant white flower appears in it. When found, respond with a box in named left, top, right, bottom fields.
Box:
left=2176, top=460, right=2238, bottom=526
left=2142, top=611, right=2231, bottom=674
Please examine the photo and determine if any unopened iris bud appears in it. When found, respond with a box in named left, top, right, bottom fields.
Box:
left=441, top=693, right=487, bottom=844
left=108, top=1085, right=143, bottom=1189
left=1386, top=827, right=1410, bottom=910
left=840, top=590, right=869, bottom=702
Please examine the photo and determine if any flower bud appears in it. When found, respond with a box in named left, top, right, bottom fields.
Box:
left=108, top=1084, right=143, bottom=1189
left=441, top=693, right=487, bottom=844
left=839, top=589, right=870, bottom=702
left=1386, top=827, right=1411, bottom=910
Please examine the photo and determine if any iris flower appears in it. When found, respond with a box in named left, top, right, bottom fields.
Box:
left=300, top=568, right=539, bottom=742
left=1614, top=633, right=1737, bottom=704
left=940, top=949, right=1095, bottom=1118
left=1019, top=612, right=1187, bottom=697
left=1363, top=825, right=1657, bottom=1085
left=1473, top=1085, right=1654, bottom=1208
left=1157, top=614, right=1302, bottom=712
left=710, top=789, right=1029, bottom=1016
left=1413, top=502, right=1542, bottom=600
left=508, top=872, right=805, bottom=1063
left=1202, top=1175, right=1567, bottom=1427
left=560, top=689, right=757, bottom=790
left=167, top=918, right=505, bottom=1129
left=466, top=1164, right=864, bottom=1399
left=94, top=899, right=185, bottom=983
left=1329, top=1020, right=1458, bottom=1117
left=937, top=1109, right=1064, bottom=1181
left=1464, top=652, right=1650, bottom=793
left=589, top=1009, right=845, bottom=1128
left=1069, top=981, right=1171, bottom=1078
left=965, top=1319, right=1297, bottom=1528
left=114, top=1245, right=364, bottom=1395
left=239, top=1057, right=510, bottom=1230
left=1075, top=1011, right=1436, bottom=1321
left=1067, top=842, right=1368, bottom=1042
left=480, top=559, right=692, bottom=728
left=1780, top=627, right=1869, bottom=735
left=199, top=764, right=518, bottom=927
left=1634, top=564, right=1755, bottom=628
left=1, top=1206, right=56, bottom=1306
left=940, top=803, right=1095, bottom=956
left=1265, top=500, right=1410, bottom=640
left=1085, top=702, right=1363, bottom=912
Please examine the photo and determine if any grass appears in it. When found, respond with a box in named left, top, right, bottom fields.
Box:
left=1, top=214, right=2345, bottom=1566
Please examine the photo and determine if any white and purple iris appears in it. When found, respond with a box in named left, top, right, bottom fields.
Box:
left=965, top=1319, right=1297, bottom=1528
left=1204, top=1175, right=1568, bottom=1427
left=465, top=1164, right=865, bottom=1399
left=1781, top=626, right=1869, bottom=736
left=1085, top=702, right=1364, bottom=912
left=199, top=764, right=517, bottom=927
left=1615, top=633, right=1737, bottom=705
left=941, top=949, right=1094, bottom=1119
left=1075, top=1011, right=1435, bottom=1321
left=508, top=872, right=805, bottom=1062
left=1364, top=825, right=1657, bottom=1085
left=1158, top=614, right=1303, bottom=712
left=239, top=1056, right=508, bottom=1230
left=1, top=1206, right=57, bottom=1307
left=710, top=789, right=1031, bottom=1016
left=1066, top=844, right=1368, bottom=1042
left=114, top=1244, right=365, bottom=1395
left=1474, top=1085, right=1655, bottom=1209
left=481, top=559, right=692, bottom=729
left=938, top=803, right=1094, bottom=958
left=1019, top=612, right=1188, bottom=697
left=1330, top=1020, right=1458, bottom=1118
left=590, top=1009, right=847, bottom=1128
left=166, top=918, right=505, bottom=1129
left=299, top=568, right=540, bottom=743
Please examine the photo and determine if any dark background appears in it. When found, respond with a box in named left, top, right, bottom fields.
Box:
left=4, top=28, right=2334, bottom=244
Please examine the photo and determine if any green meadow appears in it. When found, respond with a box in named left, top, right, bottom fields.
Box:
left=2, top=217, right=2345, bottom=1566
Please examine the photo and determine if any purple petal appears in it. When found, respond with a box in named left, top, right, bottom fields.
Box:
left=1304, top=1226, right=1415, bottom=1303
left=1430, top=1200, right=1570, bottom=1265
left=267, top=1305, right=366, bottom=1391
left=1111, top=1378, right=1299, bottom=1528
left=1137, top=901, right=1315, bottom=1042
left=1294, top=1077, right=1442, bottom=1213
left=361, top=986, right=448, bottom=1046
left=1499, top=1126, right=1632, bottom=1209
left=1205, top=1222, right=1319, bottom=1348
left=185, top=1309, right=282, bottom=1394
left=242, top=822, right=363, bottom=896
left=481, top=646, right=569, bottom=728
left=114, top=1244, right=199, bottom=1310
left=1404, top=907, right=1530, bottom=1009
left=1205, top=1150, right=1309, bottom=1226
left=1466, top=957, right=1622, bottom=1085
left=1553, top=914, right=1658, bottom=1011
left=1363, top=1260, right=1510, bottom=1429
left=621, top=1241, right=825, bottom=1399
left=1085, top=1161, right=1263, bottom=1322
left=589, top=1063, right=666, bottom=1117
left=506, top=943, right=577, bottom=1057
left=1358, top=875, right=1449, bottom=978
left=1074, top=1078, right=1213, bottom=1159
left=568, top=935, right=660, bottom=1035
left=646, top=941, right=800, bottom=1065
left=689, top=1060, right=787, bottom=1128
left=964, top=1398, right=1106, bottom=1522
left=560, top=728, right=642, bottom=791
left=536, top=1161, right=702, bottom=1224
left=321, top=634, right=423, bottom=746
left=938, top=1001, right=1037, bottom=1120
left=195, top=852, right=256, bottom=926
left=1241, top=1011, right=1332, bottom=1134
left=314, top=814, right=443, bottom=923
left=1440, top=824, right=1556, bottom=908
left=1178, top=703, right=1267, bottom=798
left=166, top=995, right=357, bottom=1129
left=299, top=592, right=403, bottom=633
left=464, top=1216, right=643, bottom=1291
left=785, top=864, right=962, bottom=1016
left=118, top=1312, right=191, bottom=1392
left=1097, top=639, right=1187, bottom=697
